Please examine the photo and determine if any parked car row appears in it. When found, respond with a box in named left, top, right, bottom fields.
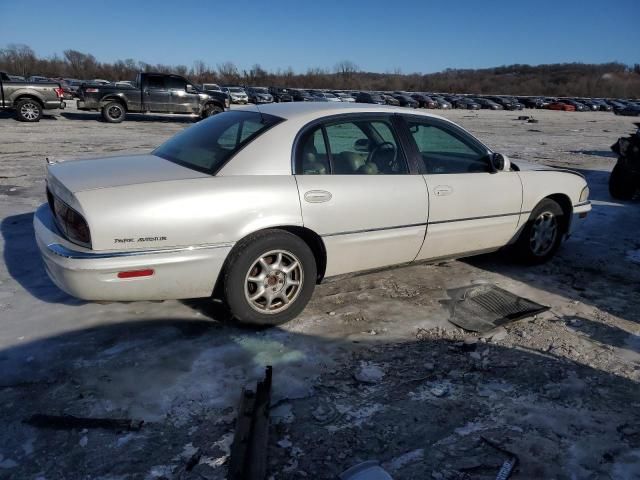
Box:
left=199, top=84, right=640, bottom=115
left=3, top=70, right=639, bottom=120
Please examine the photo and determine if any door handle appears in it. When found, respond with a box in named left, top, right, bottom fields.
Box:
left=434, top=185, right=453, bottom=196
left=304, top=190, right=332, bottom=203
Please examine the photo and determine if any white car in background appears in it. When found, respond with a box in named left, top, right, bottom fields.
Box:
left=35, top=103, right=591, bottom=325
left=222, top=86, right=249, bottom=104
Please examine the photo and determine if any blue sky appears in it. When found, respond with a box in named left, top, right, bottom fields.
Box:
left=1, top=0, right=638, bottom=73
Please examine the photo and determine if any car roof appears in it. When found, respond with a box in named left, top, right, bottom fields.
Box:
left=233, top=101, right=447, bottom=122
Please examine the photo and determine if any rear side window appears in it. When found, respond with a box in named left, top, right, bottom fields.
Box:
left=153, top=111, right=283, bottom=174
left=167, top=76, right=187, bottom=90
left=296, top=117, right=408, bottom=175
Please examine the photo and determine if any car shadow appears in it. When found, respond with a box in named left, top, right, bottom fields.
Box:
left=563, top=315, right=640, bottom=354
left=0, top=110, right=58, bottom=121
left=59, top=111, right=198, bottom=124
left=1, top=212, right=82, bottom=305
left=0, top=318, right=637, bottom=478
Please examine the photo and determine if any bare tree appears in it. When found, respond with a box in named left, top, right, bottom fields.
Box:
left=217, top=61, right=239, bottom=84
left=1, top=44, right=639, bottom=97
left=0, top=44, right=36, bottom=76
left=63, top=49, right=98, bottom=78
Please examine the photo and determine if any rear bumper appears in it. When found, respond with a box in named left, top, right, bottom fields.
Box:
left=43, top=100, right=65, bottom=110
left=568, top=201, right=591, bottom=235
left=76, top=100, right=99, bottom=110
left=34, top=205, right=232, bottom=301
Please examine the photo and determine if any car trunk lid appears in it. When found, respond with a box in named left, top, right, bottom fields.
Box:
left=47, top=154, right=210, bottom=193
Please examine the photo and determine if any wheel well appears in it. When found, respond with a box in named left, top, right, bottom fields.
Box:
left=276, top=226, right=327, bottom=282
left=204, top=101, right=223, bottom=110
left=15, top=95, right=43, bottom=107
left=211, top=226, right=327, bottom=300
left=545, top=194, right=572, bottom=232
left=101, top=97, right=127, bottom=110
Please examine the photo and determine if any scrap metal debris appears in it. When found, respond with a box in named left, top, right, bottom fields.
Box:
left=481, top=436, right=519, bottom=480
left=24, top=414, right=143, bottom=431
left=445, top=284, right=549, bottom=333
left=228, top=366, right=272, bottom=480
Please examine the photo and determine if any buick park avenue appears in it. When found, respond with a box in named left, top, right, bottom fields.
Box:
left=35, top=103, right=591, bottom=325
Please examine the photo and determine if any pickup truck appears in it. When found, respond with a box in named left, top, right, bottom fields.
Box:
left=0, top=72, right=66, bottom=122
left=76, top=72, right=230, bottom=123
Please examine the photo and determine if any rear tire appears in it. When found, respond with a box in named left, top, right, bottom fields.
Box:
left=223, top=230, right=317, bottom=326
left=16, top=98, right=42, bottom=122
left=514, top=199, right=564, bottom=264
left=609, top=163, right=636, bottom=200
left=101, top=101, right=125, bottom=123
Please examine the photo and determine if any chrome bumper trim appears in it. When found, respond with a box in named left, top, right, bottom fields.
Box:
left=46, top=242, right=234, bottom=260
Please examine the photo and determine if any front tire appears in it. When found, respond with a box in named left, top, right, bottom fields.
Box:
left=515, top=199, right=564, bottom=264
left=101, top=101, right=126, bottom=123
left=201, top=103, right=223, bottom=119
left=223, top=230, right=317, bottom=326
left=16, top=98, right=43, bottom=122
left=609, top=163, right=636, bottom=200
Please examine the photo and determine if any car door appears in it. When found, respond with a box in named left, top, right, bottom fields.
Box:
left=294, top=114, right=429, bottom=277
left=142, top=74, right=170, bottom=112
left=400, top=115, right=522, bottom=261
left=167, top=75, right=200, bottom=113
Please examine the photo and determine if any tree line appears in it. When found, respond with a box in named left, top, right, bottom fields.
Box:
left=2, top=44, right=639, bottom=98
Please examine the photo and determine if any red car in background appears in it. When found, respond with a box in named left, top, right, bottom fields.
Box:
left=546, top=101, right=576, bottom=111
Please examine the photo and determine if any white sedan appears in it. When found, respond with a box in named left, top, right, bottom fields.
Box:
left=35, top=103, right=591, bottom=325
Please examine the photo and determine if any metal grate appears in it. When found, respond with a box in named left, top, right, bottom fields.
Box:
left=447, top=284, right=549, bottom=333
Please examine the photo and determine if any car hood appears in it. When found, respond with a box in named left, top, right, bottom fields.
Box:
left=512, top=159, right=584, bottom=178
left=47, top=154, right=210, bottom=193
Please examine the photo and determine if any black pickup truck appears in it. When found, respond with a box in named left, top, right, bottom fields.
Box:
left=76, top=72, right=230, bottom=123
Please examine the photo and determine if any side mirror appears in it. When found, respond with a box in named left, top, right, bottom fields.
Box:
left=354, top=138, right=370, bottom=152
left=185, top=84, right=196, bottom=93
left=490, top=153, right=510, bottom=172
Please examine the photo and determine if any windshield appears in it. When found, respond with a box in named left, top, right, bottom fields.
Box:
left=253, top=87, right=269, bottom=93
left=153, top=111, right=283, bottom=174
left=229, top=87, right=244, bottom=93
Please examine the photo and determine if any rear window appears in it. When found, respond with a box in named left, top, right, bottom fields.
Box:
left=153, top=111, right=283, bottom=174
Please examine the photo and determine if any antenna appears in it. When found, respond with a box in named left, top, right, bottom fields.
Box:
left=254, top=101, right=266, bottom=124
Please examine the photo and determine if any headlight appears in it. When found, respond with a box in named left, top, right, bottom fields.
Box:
left=580, top=186, right=589, bottom=202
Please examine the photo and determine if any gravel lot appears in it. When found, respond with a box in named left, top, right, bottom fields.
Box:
left=0, top=104, right=639, bottom=479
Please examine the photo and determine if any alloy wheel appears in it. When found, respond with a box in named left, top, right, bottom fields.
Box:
left=108, top=105, right=123, bottom=119
left=529, top=212, right=558, bottom=256
left=244, top=249, right=304, bottom=314
left=20, top=102, right=39, bottom=120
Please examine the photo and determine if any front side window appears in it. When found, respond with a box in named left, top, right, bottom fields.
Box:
left=406, top=119, right=489, bottom=174
left=296, top=118, right=408, bottom=175
left=154, top=111, right=282, bottom=174
left=146, top=75, right=166, bottom=89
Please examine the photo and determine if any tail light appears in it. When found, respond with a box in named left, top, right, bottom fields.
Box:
left=85, top=88, right=99, bottom=93
left=47, top=189, right=91, bottom=247
left=55, top=87, right=64, bottom=98
left=118, top=269, right=154, bottom=279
